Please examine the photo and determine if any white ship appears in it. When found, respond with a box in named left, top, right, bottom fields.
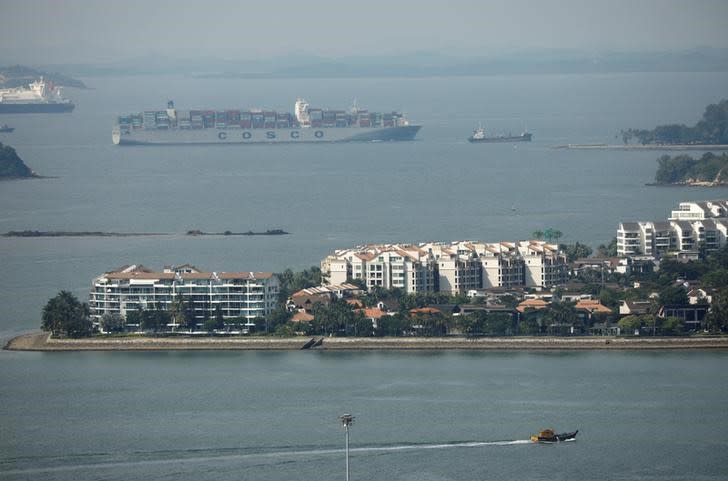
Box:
left=0, top=78, right=74, bottom=113
left=112, top=99, right=421, bottom=145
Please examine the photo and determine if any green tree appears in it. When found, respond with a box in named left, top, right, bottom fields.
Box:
left=560, top=242, right=593, bottom=262
left=414, top=312, right=448, bottom=337
left=702, top=268, right=728, bottom=289
left=126, top=307, right=144, bottom=330
left=459, top=311, right=487, bottom=337
left=543, top=228, right=563, bottom=243
left=617, top=315, right=642, bottom=333
left=265, top=307, right=291, bottom=333
left=661, top=316, right=684, bottom=336
left=100, top=313, right=125, bottom=333
left=274, top=322, right=298, bottom=336
left=348, top=312, right=373, bottom=337
left=518, top=309, right=543, bottom=335
left=375, top=313, right=410, bottom=337
left=597, top=238, right=618, bottom=257
left=659, top=285, right=689, bottom=307
left=705, top=288, right=728, bottom=333
left=311, top=299, right=358, bottom=336
left=484, top=312, right=514, bottom=336
left=276, top=266, right=323, bottom=301
left=532, top=230, right=544, bottom=240
left=171, top=294, right=195, bottom=331
left=142, top=309, right=170, bottom=332
left=41, top=290, right=92, bottom=338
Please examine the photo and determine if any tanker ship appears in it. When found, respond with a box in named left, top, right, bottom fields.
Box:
left=468, top=125, right=532, bottom=143
left=112, top=99, right=421, bottom=145
left=0, top=78, right=75, bottom=113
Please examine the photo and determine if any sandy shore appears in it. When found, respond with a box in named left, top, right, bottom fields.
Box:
left=5, top=331, right=728, bottom=351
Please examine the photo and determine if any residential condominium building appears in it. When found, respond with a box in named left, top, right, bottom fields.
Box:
left=617, top=200, right=728, bottom=257
left=321, top=240, right=567, bottom=294
left=89, top=264, right=280, bottom=327
left=669, top=200, right=728, bottom=221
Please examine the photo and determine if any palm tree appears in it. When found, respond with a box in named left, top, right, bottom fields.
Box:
left=41, top=290, right=91, bottom=337
left=532, top=230, right=544, bottom=240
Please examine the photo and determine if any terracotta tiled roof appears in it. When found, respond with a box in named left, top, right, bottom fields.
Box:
left=516, top=299, right=549, bottom=313
left=356, top=308, right=386, bottom=319
left=347, top=299, right=364, bottom=308
left=354, top=252, right=377, bottom=261
left=575, top=299, right=612, bottom=314
left=409, top=307, right=442, bottom=315
left=290, top=311, right=314, bottom=322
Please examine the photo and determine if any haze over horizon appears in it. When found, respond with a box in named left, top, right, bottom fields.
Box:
left=2, top=0, right=728, bottom=66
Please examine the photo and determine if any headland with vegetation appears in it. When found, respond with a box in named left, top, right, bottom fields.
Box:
left=0, top=142, right=38, bottom=179
left=648, top=152, right=728, bottom=186
left=621, top=98, right=728, bottom=146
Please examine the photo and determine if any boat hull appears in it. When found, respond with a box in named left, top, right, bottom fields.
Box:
left=0, top=103, right=75, bottom=113
left=469, top=133, right=532, bottom=143
left=531, top=430, right=578, bottom=443
left=113, top=125, right=421, bottom=145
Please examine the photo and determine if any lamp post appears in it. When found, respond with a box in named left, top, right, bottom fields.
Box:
left=339, top=414, right=355, bottom=481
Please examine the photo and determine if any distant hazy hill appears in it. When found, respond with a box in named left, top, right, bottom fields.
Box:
left=46, top=48, right=728, bottom=79
left=0, top=65, right=87, bottom=89
left=0, top=142, right=36, bottom=178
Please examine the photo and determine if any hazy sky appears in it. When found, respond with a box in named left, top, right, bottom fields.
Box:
left=2, top=0, right=728, bottom=64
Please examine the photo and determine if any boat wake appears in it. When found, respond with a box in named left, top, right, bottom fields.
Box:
left=0, top=440, right=532, bottom=476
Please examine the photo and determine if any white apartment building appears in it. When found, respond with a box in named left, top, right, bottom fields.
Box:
left=617, top=201, right=728, bottom=257
left=89, top=264, right=280, bottom=326
left=322, top=244, right=436, bottom=293
left=321, top=240, right=567, bottom=293
left=669, top=200, right=728, bottom=221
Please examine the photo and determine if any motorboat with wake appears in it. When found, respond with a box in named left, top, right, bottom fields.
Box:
left=530, top=429, right=578, bottom=443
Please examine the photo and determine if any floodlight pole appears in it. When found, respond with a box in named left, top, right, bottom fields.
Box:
left=339, top=414, right=354, bottom=481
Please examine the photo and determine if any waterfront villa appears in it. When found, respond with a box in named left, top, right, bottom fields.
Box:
left=321, top=240, right=568, bottom=293
left=89, top=264, right=279, bottom=330
left=617, top=200, right=728, bottom=258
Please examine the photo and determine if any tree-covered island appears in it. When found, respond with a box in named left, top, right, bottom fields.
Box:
left=652, top=152, right=728, bottom=186
left=622, top=99, right=728, bottom=145
left=0, top=142, right=38, bottom=179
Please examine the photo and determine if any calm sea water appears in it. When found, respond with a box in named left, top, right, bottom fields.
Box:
left=1, top=350, right=727, bottom=481
left=1, top=72, right=728, bottom=480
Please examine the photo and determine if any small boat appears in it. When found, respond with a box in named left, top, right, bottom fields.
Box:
left=0, top=124, right=15, bottom=133
left=530, top=429, right=578, bottom=443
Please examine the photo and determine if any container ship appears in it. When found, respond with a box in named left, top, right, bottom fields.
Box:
left=0, top=78, right=75, bottom=113
left=112, top=99, right=421, bottom=145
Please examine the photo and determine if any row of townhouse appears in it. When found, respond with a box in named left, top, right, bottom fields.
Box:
left=617, top=202, right=728, bottom=257
left=89, top=264, right=280, bottom=328
left=321, top=240, right=568, bottom=294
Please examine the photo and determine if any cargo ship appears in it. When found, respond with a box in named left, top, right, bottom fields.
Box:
left=112, top=99, right=421, bottom=145
left=468, top=125, right=532, bottom=143
left=0, top=78, right=75, bottom=113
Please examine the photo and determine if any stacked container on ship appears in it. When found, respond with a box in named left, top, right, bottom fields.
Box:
left=112, top=99, right=421, bottom=145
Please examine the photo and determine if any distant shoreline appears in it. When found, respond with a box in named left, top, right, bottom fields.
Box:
left=552, top=144, right=728, bottom=151
left=2, top=229, right=290, bottom=238
left=5, top=332, right=728, bottom=352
